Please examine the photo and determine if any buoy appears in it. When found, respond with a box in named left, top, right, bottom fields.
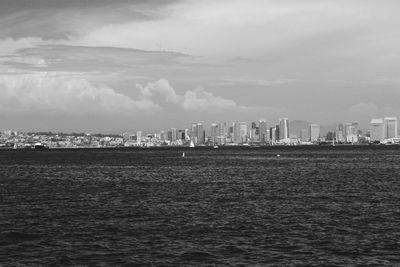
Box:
left=182, top=152, right=185, bottom=157
left=276, top=154, right=280, bottom=157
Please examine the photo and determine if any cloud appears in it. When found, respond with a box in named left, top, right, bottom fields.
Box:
left=181, top=88, right=237, bottom=111
left=137, top=79, right=182, bottom=103
left=0, top=37, right=44, bottom=56
left=137, top=79, right=238, bottom=111
left=0, top=72, right=160, bottom=115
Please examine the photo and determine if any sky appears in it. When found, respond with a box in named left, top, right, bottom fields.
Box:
left=1, top=0, right=400, bottom=133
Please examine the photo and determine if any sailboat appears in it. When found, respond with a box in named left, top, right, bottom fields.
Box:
left=190, top=140, right=195, bottom=148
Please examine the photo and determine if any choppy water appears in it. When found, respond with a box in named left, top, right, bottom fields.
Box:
left=1, top=147, right=400, bottom=266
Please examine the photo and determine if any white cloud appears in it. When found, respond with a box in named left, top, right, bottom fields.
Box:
left=0, top=72, right=160, bottom=115
left=137, top=79, right=238, bottom=111
left=137, top=79, right=182, bottom=103
left=181, top=88, right=237, bottom=111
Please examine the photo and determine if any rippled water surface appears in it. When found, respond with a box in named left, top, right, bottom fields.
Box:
left=1, top=147, right=400, bottom=266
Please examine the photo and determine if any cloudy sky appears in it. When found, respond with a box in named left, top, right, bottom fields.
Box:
left=1, top=0, right=399, bottom=132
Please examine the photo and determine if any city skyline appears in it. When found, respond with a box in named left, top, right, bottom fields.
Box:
left=1, top=1, right=400, bottom=132
left=3, top=115, right=398, bottom=143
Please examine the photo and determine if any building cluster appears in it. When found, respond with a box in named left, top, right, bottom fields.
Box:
left=1, top=116, right=399, bottom=149
left=0, top=131, right=124, bottom=148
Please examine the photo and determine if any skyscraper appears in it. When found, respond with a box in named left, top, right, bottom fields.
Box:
left=239, top=122, right=248, bottom=143
left=233, top=122, right=241, bottom=144
left=345, top=123, right=357, bottom=143
left=310, top=124, right=320, bottom=142
left=384, top=117, right=398, bottom=138
left=196, top=123, right=205, bottom=144
left=370, top=118, right=385, bottom=142
left=259, top=119, right=268, bottom=142
left=191, top=123, right=205, bottom=144
left=279, top=118, right=289, bottom=141
left=171, top=128, right=178, bottom=142
left=210, top=123, right=219, bottom=144
left=250, top=122, right=258, bottom=142
left=218, top=122, right=227, bottom=145
left=136, top=131, right=142, bottom=144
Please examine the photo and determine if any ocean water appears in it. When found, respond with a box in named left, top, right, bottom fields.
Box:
left=1, top=147, right=400, bottom=266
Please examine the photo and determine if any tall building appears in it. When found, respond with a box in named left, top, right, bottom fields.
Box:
left=384, top=117, right=398, bottom=138
left=232, top=122, right=247, bottom=144
left=191, top=123, right=205, bottom=144
left=240, top=122, right=248, bottom=143
left=345, top=122, right=358, bottom=143
left=210, top=123, right=219, bottom=144
left=171, top=128, right=178, bottom=142
left=197, top=123, right=205, bottom=144
left=259, top=119, right=268, bottom=142
left=233, top=122, right=241, bottom=144
left=370, top=118, right=385, bottom=142
left=160, top=130, right=166, bottom=142
left=300, top=128, right=307, bottom=142
left=310, top=124, right=320, bottom=142
left=136, top=131, right=142, bottom=144
left=218, top=122, right=227, bottom=145
left=270, top=127, right=277, bottom=143
left=279, top=118, right=289, bottom=141
left=250, top=122, right=258, bottom=142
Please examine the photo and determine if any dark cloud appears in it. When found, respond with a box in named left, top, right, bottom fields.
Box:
left=0, top=0, right=180, bottom=14
left=0, top=0, right=181, bottom=39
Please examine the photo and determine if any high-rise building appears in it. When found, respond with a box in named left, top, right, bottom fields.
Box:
left=310, top=124, right=320, bottom=142
left=232, top=122, right=247, bottom=144
left=196, top=123, right=204, bottom=144
left=250, top=122, right=258, bottom=142
left=345, top=122, right=358, bottom=143
left=136, top=131, right=142, bottom=144
left=259, top=119, right=268, bottom=142
left=270, top=127, right=277, bottom=143
left=191, top=123, right=205, bottom=144
left=233, top=122, right=241, bottom=144
left=171, top=128, right=178, bottom=142
left=185, top=129, right=190, bottom=140
left=210, top=123, right=219, bottom=144
left=279, top=118, right=289, bottom=141
left=160, top=130, right=166, bottom=142
left=240, top=122, right=248, bottom=143
left=370, top=118, right=385, bottom=142
left=218, top=122, right=227, bottom=145
left=384, top=117, right=398, bottom=138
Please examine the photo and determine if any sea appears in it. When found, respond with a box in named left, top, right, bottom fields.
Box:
left=1, top=146, right=400, bottom=266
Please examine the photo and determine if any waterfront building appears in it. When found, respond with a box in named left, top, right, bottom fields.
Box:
left=136, top=131, right=142, bottom=144
left=300, top=128, right=307, bottom=142
left=384, top=117, right=398, bottom=138
left=270, top=127, right=277, bottom=143
left=210, top=123, right=219, bottom=144
left=310, top=124, right=320, bottom=142
left=232, top=122, right=247, bottom=144
left=171, top=128, right=178, bottom=142
left=190, top=123, right=205, bottom=144
left=279, top=118, right=289, bottom=141
left=233, top=122, right=241, bottom=144
left=160, top=130, right=166, bottom=142
left=250, top=122, right=258, bottom=142
left=259, top=119, right=268, bottom=142
left=218, top=122, right=227, bottom=145
left=370, top=118, right=385, bottom=142
left=345, top=122, right=358, bottom=143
